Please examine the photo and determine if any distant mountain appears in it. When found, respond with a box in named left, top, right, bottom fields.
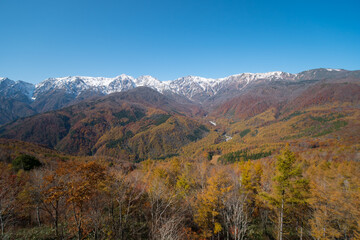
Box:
left=1, top=68, right=359, bottom=125
left=0, top=87, right=208, bottom=160
left=295, top=68, right=360, bottom=81
left=31, top=75, right=166, bottom=113
left=0, top=77, right=34, bottom=99
left=0, top=78, right=36, bottom=124
left=210, top=79, right=360, bottom=120
left=1, top=69, right=360, bottom=162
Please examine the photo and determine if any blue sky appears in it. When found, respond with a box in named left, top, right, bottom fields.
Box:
left=1, top=0, right=360, bottom=84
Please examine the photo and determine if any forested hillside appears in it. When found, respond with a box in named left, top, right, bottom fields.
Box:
left=0, top=70, right=359, bottom=239
left=0, top=143, right=359, bottom=239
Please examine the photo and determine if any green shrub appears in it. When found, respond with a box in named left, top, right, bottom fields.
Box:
left=219, top=149, right=272, bottom=164
left=282, top=111, right=305, bottom=121
left=12, top=154, right=42, bottom=171
left=240, top=129, right=251, bottom=138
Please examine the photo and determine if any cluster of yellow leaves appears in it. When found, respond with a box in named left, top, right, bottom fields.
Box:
left=307, top=161, right=360, bottom=239
left=194, top=170, right=232, bottom=237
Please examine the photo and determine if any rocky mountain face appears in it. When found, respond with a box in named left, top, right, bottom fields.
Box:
left=1, top=68, right=359, bottom=125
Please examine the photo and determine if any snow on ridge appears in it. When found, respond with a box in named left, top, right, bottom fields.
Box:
left=219, top=71, right=296, bottom=82
left=135, top=75, right=171, bottom=93
left=40, top=75, right=135, bottom=88
left=325, top=68, right=342, bottom=72
left=168, top=75, right=218, bottom=97
left=32, top=70, right=300, bottom=101
left=136, top=75, right=162, bottom=86
left=35, top=70, right=296, bottom=92
left=3, top=68, right=353, bottom=104
left=156, top=71, right=299, bottom=99
left=0, top=77, right=35, bottom=100
left=0, top=77, right=19, bottom=84
left=238, top=71, right=296, bottom=80
left=35, top=75, right=137, bottom=96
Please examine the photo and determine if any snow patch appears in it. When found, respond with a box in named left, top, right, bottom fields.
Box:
left=326, top=68, right=342, bottom=72
left=31, top=70, right=300, bottom=101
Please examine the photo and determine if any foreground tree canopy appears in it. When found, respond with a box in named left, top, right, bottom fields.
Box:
left=0, top=147, right=359, bottom=240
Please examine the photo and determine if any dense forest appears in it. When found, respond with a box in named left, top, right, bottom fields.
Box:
left=0, top=144, right=359, bottom=240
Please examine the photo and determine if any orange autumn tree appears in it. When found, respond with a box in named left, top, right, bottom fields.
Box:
left=307, top=161, right=360, bottom=239
left=0, top=163, right=26, bottom=237
left=194, top=170, right=232, bottom=239
left=41, top=167, right=68, bottom=238
left=56, top=160, right=109, bottom=240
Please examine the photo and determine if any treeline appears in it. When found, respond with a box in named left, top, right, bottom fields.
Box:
left=219, top=149, right=272, bottom=164
left=0, top=146, right=359, bottom=239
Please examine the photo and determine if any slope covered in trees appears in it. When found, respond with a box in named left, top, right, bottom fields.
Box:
left=0, top=71, right=359, bottom=239
left=0, top=87, right=208, bottom=160
left=0, top=146, right=359, bottom=239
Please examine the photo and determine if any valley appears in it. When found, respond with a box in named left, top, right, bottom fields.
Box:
left=0, top=68, right=359, bottom=239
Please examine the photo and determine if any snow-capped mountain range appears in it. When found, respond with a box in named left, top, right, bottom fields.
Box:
left=1, top=68, right=359, bottom=125
left=0, top=68, right=353, bottom=103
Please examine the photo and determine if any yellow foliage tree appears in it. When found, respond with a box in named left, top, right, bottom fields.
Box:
left=194, top=170, right=232, bottom=238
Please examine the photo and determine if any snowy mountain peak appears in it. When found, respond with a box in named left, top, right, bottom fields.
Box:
left=235, top=71, right=296, bottom=81
left=114, top=74, right=135, bottom=81
left=31, top=70, right=301, bottom=101
left=136, top=75, right=160, bottom=85
left=34, top=75, right=137, bottom=96
left=0, top=77, right=35, bottom=99
left=135, top=75, right=167, bottom=92
left=177, top=75, right=216, bottom=82
left=7, top=68, right=353, bottom=105
left=164, top=71, right=298, bottom=101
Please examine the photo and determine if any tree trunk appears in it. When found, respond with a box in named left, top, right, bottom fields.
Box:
left=55, top=201, right=59, bottom=238
left=279, top=197, right=284, bottom=240
left=110, top=200, right=115, bottom=235
left=78, top=225, right=82, bottom=240
left=77, top=216, right=82, bottom=240
left=36, top=206, right=41, bottom=226
left=73, top=205, right=82, bottom=240
left=119, top=204, right=122, bottom=239
left=0, top=211, right=4, bottom=237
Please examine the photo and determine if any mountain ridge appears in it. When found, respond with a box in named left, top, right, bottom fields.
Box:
left=3, top=68, right=353, bottom=102
left=1, top=68, right=359, bottom=125
left=0, top=87, right=209, bottom=160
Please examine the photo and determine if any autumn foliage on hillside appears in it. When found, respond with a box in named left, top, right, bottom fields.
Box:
left=0, top=144, right=359, bottom=240
left=0, top=79, right=359, bottom=239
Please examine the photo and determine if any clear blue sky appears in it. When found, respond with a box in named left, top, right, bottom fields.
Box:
left=1, top=0, right=360, bottom=84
